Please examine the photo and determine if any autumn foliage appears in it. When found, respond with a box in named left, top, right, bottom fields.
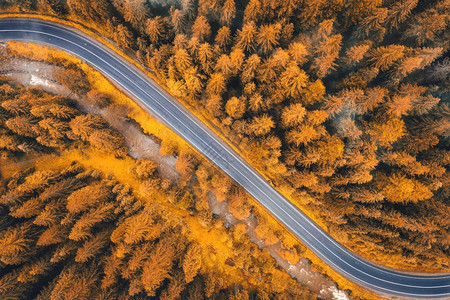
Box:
left=1, top=0, right=449, bottom=281
left=0, top=81, right=315, bottom=299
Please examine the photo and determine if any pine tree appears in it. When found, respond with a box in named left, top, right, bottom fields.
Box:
left=69, top=202, right=115, bottom=241
left=382, top=151, right=430, bottom=176
left=66, top=182, right=110, bottom=213
left=410, top=94, right=440, bottom=116
left=69, top=114, right=107, bottom=140
left=403, top=7, right=447, bottom=45
left=288, top=42, right=308, bottom=65
left=312, top=34, right=342, bottom=78
left=386, top=94, right=412, bottom=117
left=174, top=48, right=193, bottom=74
left=183, top=67, right=204, bottom=96
left=122, top=210, right=157, bottom=244
left=53, top=68, right=90, bottom=95
left=198, top=0, right=222, bottom=17
left=344, top=42, right=372, bottom=65
left=366, top=117, right=405, bottom=147
left=197, top=42, right=214, bottom=74
left=17, top=255, right=53, bottom=284
left=50, top=241, right=77, bottom=264
left=313, top=135, right=345, bottom=165
left=75, top=229, right=110, bottom=262
left=355, top=87, right=387, bottom=115
left=206, top=72, right=227, bottom=96
left=101, top=253, right=122, bottom=289
left=182, top=243, right=202, bottom=283
left=125, top=242, right=152, bottom=275
left=377, top=172, right=433, bottom=203
left=428, top=57, right=449, bottom=82
left=176, top=151, right=198, bottom=177
left=249, top=115, right=274, bottom=136
left=170, top=9, right=185, bottom=34
left=419, top=47, right=443, bottom=68
left=279, top=62, right=309, bottom=98
left=236, top=22, right=257, bottom=52
left=385, top=0, right=418, bottom=29
left=0, top=271, right=25, bottom=299
left=115, top=24, right=133, bottom=48
left=241, top=54, right=261, bottom=83
left=278, top=0, right=301, bottom=18
left=36, top=224, right=67, bottom=246
left=33, top=199, right=65, bottom=227
left=248, top=93, right=265, bottom=112
left=214, top=54, right=233, bottom=77
left=192, top=16, right=211, bottom=41
left=133, top=159, right=158, bottom=180
left=10, top=197, right=43, bottom=219
left=160, top=275, right=186, bottom=300
left=181, top=0, right=196, bottom=20
left=220, top=0, right=236, bottom=26
left=342, top=0, right=383, bottom=25
left=141, top=240, right=174, bottom=296
left=120, top=0, right=148, bottom=30
left=356, top=7, right=387, bottom=39
left=323, top=95, right=344, bottom=117
left=205, top=94, right=223, bottom=117
left=48, top=104, right=80, bottom=120
left=297, top=0, right=323, bottom=27
left=146, top=16, right=165, bottom=45
left=0, top=223, right=34, bottom=265
left=67, top=0, right=110, bottom=22
left=1, top=98, right=30, bottom=116
left=5, top=116, right=39, bottom=138
left=189, top=36, right=202, bottom=57
left=257, top=58, right=277, bottom=83
left=369, top=45, right=406, bottom=71
left=303, top=79, right=326, bottom=105
left=225, top=97, right=246, bottom=119
left=230, top=48, right=245, bottom=74
left=86, top=90, right=111, bottom=108
left=336, top=118, right=362, bottom=140
left=50, top=264, right=99, bottom=300
left=88, top=128, right=125, bottom=152
left=215, top=26, right=232, bottom=50
left=204, top=272, right=223, bottom=297
left=281, top=103, right=306, bottom=128
left=257, top=23, right=281, bottom=54
left=243, top=0, right=262, bottom=23
left=286, top=126, right=318, bottom=146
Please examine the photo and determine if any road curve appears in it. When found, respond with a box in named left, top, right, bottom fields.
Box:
left=0, top=19, right=448, bottom=299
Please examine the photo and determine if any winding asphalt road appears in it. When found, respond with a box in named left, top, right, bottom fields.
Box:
left=0, top=19, right=449, bottom=299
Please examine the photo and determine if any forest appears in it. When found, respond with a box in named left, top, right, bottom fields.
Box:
left=0, top=0, right=449, bottom=297
left=0, top=79, right=319, bottom=299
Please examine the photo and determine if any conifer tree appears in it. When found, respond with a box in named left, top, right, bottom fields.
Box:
left=236, top=22, right=257, bottom=52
